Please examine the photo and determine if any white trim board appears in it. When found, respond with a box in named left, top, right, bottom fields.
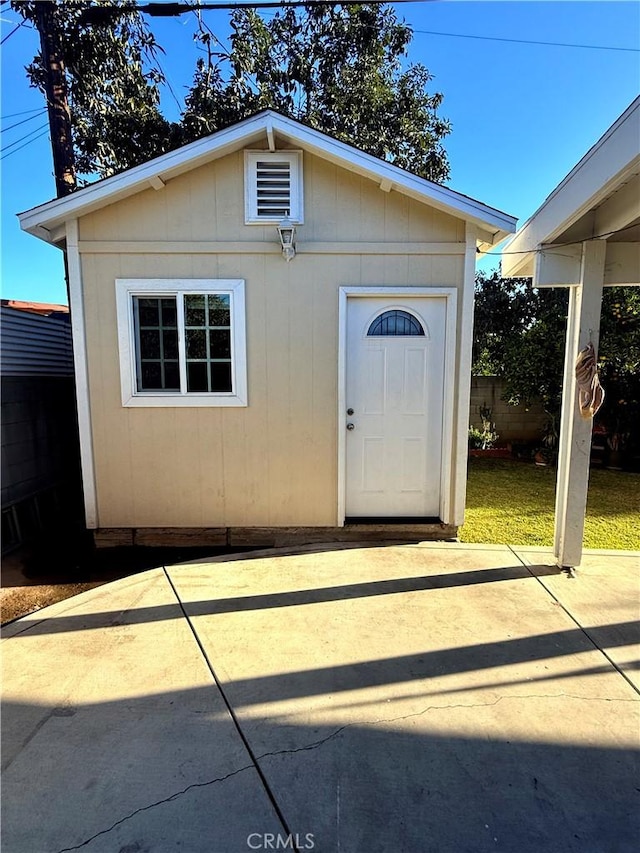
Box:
left=66, top=219, right=98, bottom=529
left=451, top=224, right=478, bottom=527
left=19, top=111, right=516, bottom=245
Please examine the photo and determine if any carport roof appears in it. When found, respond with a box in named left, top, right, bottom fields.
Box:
left=502, top=96, right=640, bottom=279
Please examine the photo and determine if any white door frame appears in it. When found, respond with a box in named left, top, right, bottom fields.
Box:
left=337, top=286, right=458, bottom=526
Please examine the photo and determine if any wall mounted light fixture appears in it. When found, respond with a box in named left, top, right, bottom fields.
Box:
left=277, top=216, right=296, bottom=262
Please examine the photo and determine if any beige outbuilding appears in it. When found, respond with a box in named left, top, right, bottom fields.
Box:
left=19, top=111, right=516, bottom=547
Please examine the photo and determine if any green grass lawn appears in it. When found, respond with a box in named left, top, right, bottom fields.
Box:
left=460, top=457, right=640, bottom=550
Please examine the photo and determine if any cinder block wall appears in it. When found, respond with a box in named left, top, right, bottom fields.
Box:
left=469, top=376, right=547, bottom=442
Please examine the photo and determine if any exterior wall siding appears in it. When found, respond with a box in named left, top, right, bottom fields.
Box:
left=78, top=150, right=466, bottom=528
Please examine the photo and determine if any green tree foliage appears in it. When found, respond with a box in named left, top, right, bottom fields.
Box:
left=12, top=0, right=177, bottom=180
left=597, top=286, right=640, bottom=450
left=473, top=270, right=569, bottom=418
left=473, top=272, right=640, bottom=450
left=472, top=271, right=540, bottom=377
left=15, top=1, right=450, bottom=183
left=183, top=4, right=451, bottom=182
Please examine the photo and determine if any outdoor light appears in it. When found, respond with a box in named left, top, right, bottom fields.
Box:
left=277, top=216, right=296, bottom=262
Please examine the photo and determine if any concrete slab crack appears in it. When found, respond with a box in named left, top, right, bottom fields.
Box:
left=254, top=692, right=636, bottom=765
left=51, top=692, right=636, bottom=852
left=49, top=728, right=368, bottom=853
left=53, top=763, right=255, bottom=852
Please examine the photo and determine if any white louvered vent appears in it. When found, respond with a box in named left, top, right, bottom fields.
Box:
left=256, top=159, right=291, bottom=219
left=245, top=150, right=303, bottom=224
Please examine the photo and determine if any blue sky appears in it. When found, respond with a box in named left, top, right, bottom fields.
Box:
left=1, top=1, right=639, bottom=305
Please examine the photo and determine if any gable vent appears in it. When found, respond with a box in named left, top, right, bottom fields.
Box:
left=256, top=160, right=291, bottom=218
left=245, top=150, right=303, bottom=224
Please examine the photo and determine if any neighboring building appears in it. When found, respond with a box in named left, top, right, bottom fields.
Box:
left=503, top=96, right=640, bottom=568
left=18, top=111, right=516, bottom=547
left=1, top=301, right=83, bottom=552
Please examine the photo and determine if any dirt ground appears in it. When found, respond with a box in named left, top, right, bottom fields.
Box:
left=1, top=537, right=241, bottom=625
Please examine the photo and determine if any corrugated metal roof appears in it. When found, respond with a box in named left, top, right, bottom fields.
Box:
left=1, top=299, right=69, bottom=316
left=1, top=306, right=74, bottom=376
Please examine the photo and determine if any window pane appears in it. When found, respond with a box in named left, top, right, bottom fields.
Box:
left=187, top=361, right=208, bottom=392
left=140, top=329, right=160, bottom=359
left=211, top=362, right=232, bottom=392
left=208, top=294, right=230, bottom=327
left=164, top=361, right=180, bottom=389
left=186, top=329, right=206, bottom=359
left=133, top=295, right=180, bottom=391
left=161, top=298, right=177, bottom=327
left=367, top=310, right=425, bottom=336
left=185, top=294, right=206, bottom=327
left=138, top=298, right=159, bottom=326
left=163, top=329, right=178, bottom=360
left=141, top=362, right=162, bottom=390
left=209, top=329, right=231, bottom=359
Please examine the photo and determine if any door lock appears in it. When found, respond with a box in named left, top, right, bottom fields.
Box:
left=347, top=408, right=354, bottom=415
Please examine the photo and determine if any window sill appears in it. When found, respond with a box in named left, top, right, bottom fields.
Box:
left=122, top=393, right=248, bottom=408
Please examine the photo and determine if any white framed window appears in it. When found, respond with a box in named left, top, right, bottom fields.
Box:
left=244, top=150, right=303, bottom=224
left=115, top=279, right=247, bottom=407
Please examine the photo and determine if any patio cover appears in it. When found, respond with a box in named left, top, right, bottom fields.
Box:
left=502, top=96, right=640, bottom=568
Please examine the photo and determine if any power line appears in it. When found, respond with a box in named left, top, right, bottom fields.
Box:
left=482, top=223, right=640, bottom=257
left=0, top=107, right=45, bottom=120
left=148, top=43, right=184, bottom=111
left=1, top=110, right=50, bottom=133
left=191, top=4, right=228, bottom=52
left=0, top=122, right=49, bottom=154
left=138, top=0, right=432, bottom=13
left=0, top=16, right=27, bottom=45
left=412, top=28, right=640, bottom=54
left=0, top=127, right=49, bottom=160
left=135, top=2, right=638, bottom=53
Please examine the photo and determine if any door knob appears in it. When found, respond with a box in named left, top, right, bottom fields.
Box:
left=346, top=423, right=355, bottom=431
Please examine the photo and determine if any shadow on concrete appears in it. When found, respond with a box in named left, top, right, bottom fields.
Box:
left=2, top=687, right=638, bottom=852
left=4, top=548, right=639, bottom=852
left=3, top=563, right=566, bottom=636
left=198, top=622, right=639, bottom=708
left=3, top=543, right=259, bottom=586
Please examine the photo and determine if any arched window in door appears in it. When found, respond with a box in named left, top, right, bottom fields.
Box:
left=367, top=310, right=425, bottom=337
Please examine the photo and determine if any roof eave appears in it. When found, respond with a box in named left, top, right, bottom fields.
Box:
left=503, top=96, right=640, bottom=278
left=19, top=110, right=516, bottom=244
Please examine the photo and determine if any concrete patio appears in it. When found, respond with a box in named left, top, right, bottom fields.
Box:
left=2, top=542, right=639, bottom=853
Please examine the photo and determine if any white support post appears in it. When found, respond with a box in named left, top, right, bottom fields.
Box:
left=66, top=219, right=98, bottom=529
left=554, top=240, right=606, bottom=568
left=451, top=223, right=477, bottom=526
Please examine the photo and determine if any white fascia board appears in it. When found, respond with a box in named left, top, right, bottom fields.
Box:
left=18, top=112, right=271, bottom=241
left=19, top=109, right=517, bottom=245
left=269, top=114, right=517, bottom=240
left=503, top=97, right=640, bottom=277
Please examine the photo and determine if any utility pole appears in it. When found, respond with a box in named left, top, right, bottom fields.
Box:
left=35, top=0, right=76, bottom=198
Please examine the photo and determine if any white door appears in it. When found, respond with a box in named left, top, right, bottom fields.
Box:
left=345, top=296, right=446, bottom=518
